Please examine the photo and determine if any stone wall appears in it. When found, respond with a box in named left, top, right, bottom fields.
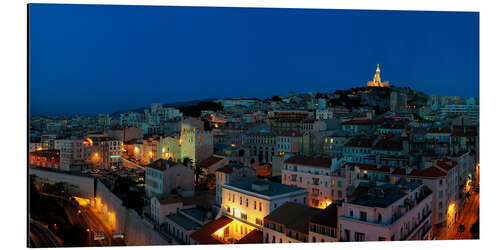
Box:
left=29, top=167, right=170, bottom=246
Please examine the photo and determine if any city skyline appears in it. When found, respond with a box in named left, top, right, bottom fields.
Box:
left=29, top=4, right=479, bottom=116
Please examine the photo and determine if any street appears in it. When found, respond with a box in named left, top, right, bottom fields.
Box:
left=29, top=218, right=62, bottom=248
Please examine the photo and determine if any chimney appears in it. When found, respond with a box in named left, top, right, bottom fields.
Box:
left=405, top=168, right=412, bottom=175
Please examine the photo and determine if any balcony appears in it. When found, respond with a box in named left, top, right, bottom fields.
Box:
left=402, top=210, right=433, bottom=240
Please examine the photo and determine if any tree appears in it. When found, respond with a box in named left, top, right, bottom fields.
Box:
left=271, top=96, right=282, bottom=102
left=183, top=157, right=203, bottom=185
left=470, top=220, right=479, bottom=239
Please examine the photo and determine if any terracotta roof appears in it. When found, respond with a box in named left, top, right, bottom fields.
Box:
left=391, top=167, right=407, bottom=176
left=256, top=165, right=272, bottom=177
left=146, top=159, right=173, bottom=171
left=236, top=229, right=263, bottom=244
left=436, top=158, right=458, bottom=171
left=284, top=155, right=332, bottom=168
left=190, top=216, right=233, bottom=244
left=215, top=164, right=246, bottom=174
left=409, top=167, right=447, bottom=178
left=344, top=163, right=391, bottom=173
left=197, top=156, right=225, bottom=169
left=30, top=149, right=60, bottom=158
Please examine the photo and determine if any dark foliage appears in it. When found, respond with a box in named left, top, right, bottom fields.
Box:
left=179, top=101, right=223, bottom=117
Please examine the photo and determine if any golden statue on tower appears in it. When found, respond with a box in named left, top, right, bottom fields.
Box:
left=366, top=64, right=390, bottom=87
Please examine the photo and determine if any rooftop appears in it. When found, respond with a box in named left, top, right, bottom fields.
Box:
left=182, top=208, right=208, bottom=223
left=190, top=216, right=233, bottom=244
left=348, top=183, right=422, bottom=208
left=264, top=202, right=321, bottom=234
left=284, top=155, right=332, bottom=168
left=225, top=179, right=306, bottom=198
left=166, top=213, right=201, bottom=231
left=197, top=156, right=225, bottom=169
left=310, top=203, right=339, bottom=228
left=235, top=229, right=263, bottom=244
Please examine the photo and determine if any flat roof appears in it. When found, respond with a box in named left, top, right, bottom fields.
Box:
left=182, top=208, right=207, bottom=222
left=166, top=213, right=201, bottom=231
left=348, top=183, right=422, bottom=208
left=224, top=179, right=306, bottom=198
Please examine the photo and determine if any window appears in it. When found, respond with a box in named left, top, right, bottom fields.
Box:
left=360, top=211, right=367, bottom=221
left=246, top=199, right=248, bottom=207
left=354, top=232, right=365, bottom=241
left=338, top=181, right=343, bottom=187
left=240, top=196, right=242, bottom=205
left=378, top=213, right=382, bottom=223
left=349, top=210, right=353, bottom=217
left=241, top=213, right=247, bottom=221
left=338, top=190, right=342, bottom=198
left=439, top=191, right=443, bottom=198
left=256, top=218, right=263, bottom=226
left=254, top=201, right=257, bottom=210
left=259, top=202, right=262, bottom=211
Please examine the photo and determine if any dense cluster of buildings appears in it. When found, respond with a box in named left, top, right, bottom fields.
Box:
left=29, top=65, right=479, bottom=244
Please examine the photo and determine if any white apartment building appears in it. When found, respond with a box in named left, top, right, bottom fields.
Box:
left=145, top=159, right=195, bottom=198
left=339, top=182, right=433, bottom=242
left=214, top=179, right=308, bottom=242
left=282, top=155, right=346, bottom=208
left=316, top=109, right=334, bottom=120
left=215, top=164, right=257, bottom=205
left=440, top=104, right=479, bottom=125
left=276, top=130, right=301, bottom=154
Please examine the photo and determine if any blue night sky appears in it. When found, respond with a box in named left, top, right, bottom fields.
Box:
left=29, top=4, right=479, bottom=116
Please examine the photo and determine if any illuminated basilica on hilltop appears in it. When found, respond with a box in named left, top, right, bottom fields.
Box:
left=366, top=64, right=390, bottom=87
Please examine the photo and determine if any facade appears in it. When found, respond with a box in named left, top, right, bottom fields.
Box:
left=197, top=156, right=229, bottom=176
left=339, top=182, right=433, bottom=242
left=308, top=203, right=340, bottom=242
left=245, top=131, right=276, bottom=164
left=218, top=180, right=308, bottom=242
left=215, top=164, right=257, bottom=205
left=390, top=92, right=408, bottom=113
left=145, top=159, right=195, bottom=198
left=29, top=149, right=61, bottom=169
left=180, top=122, right=214, bottom=164
left=142, top=135, right=161, bottom=165
left=263, top=202, right=322, bottom=243
left=150, top=195, right=184, bottom=225
left=276, top=130, right=301, bottom=154
left=282, top=155, right=335, bottom=208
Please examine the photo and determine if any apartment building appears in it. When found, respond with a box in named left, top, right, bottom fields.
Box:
left=339, top=182, right=433, bottom=241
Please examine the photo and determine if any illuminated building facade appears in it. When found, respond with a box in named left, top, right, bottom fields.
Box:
left=282, top=155, right=336, bottom=208
left=215, top=164, right=257, bottom=205
left=366, top=64, right=389, bottom=87
left=180, top=121, right=214, bottom=164
left=218, top=179, right=308, bottom=243
left=29, top=149, right=60, bottom=169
